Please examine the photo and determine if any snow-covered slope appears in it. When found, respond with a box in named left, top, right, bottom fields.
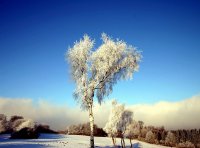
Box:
left=0, top=134, right=171, bottom=148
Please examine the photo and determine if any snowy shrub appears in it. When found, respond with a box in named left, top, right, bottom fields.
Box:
left=67, top=125, right=79, bottom=135
left=16, top=119, right=35, bottom=131
left=67, top=124, right=88, bottom=135
left=125, top=120, right=140, bottom=139
left=9, top=115, right=24, bottom=131
left=165, top=131, right=176, bottom=146
left=9, top=117, right=38, bottom=139
left=177, top=141, right=195, bottom=148
left=145, top=130, right=155, bottom=144
left=12, top=119, right=26, bottom=131
left=9, top=117, right=35, bottom=132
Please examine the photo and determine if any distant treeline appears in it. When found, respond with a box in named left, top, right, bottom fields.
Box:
left=131, top=123, right=200, bottom=147
left=67, top=121, right=200, bottom=147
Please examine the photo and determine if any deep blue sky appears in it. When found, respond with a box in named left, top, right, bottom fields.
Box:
left=0, top=0, right=200, bottom=106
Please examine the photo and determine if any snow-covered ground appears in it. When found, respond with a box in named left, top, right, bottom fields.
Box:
left=0, top=134, right=171, bottom=148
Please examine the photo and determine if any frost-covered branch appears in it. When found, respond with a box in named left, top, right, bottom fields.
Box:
left=67, top=33, right=141, bottom=109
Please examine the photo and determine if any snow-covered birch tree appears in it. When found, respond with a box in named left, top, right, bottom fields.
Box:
left=104, top=100, right=133, bottom=148
left=118, top=110, right=133, bottom=148
left=66, top=33, right=141, bottom=148
left=104, top=100, right=125, bottom=147
left=125, top=120, right=139, bottom=147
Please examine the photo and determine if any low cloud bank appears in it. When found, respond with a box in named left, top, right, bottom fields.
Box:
left=0, top=97, right=110, bottom=130
left=0, top=95, right=200, bottom=130
left=128, top=95, right=200, bottom=130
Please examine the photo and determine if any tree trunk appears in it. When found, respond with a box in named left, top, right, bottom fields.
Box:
left=112, top=136, right=116, bottom=147
left=89, top=104, right=94, bottom=148
left=122, top=138, right=125, bottom=148
left=130, top=139, right=132, bottom=148
left=121, top=138, right=123, bottom=148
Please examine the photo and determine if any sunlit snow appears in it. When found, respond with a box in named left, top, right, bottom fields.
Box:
left=0, top=134, right=171, bottom=148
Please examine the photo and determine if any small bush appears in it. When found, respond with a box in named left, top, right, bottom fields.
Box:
left=145, top=130, right=155, bottom=144
left=177, top=141, right=195, bottom=148
left=165, top=131, right=176, bottom=147
left=16, top=119, right=35, bottom=131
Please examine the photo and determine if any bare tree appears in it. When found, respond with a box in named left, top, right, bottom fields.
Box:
left=66, top=33, right=141, bottom=148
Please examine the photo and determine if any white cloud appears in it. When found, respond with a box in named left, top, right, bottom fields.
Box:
left=0, top=95, right=200, bottom=130
left=127, top=95, right=200, bottom=130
